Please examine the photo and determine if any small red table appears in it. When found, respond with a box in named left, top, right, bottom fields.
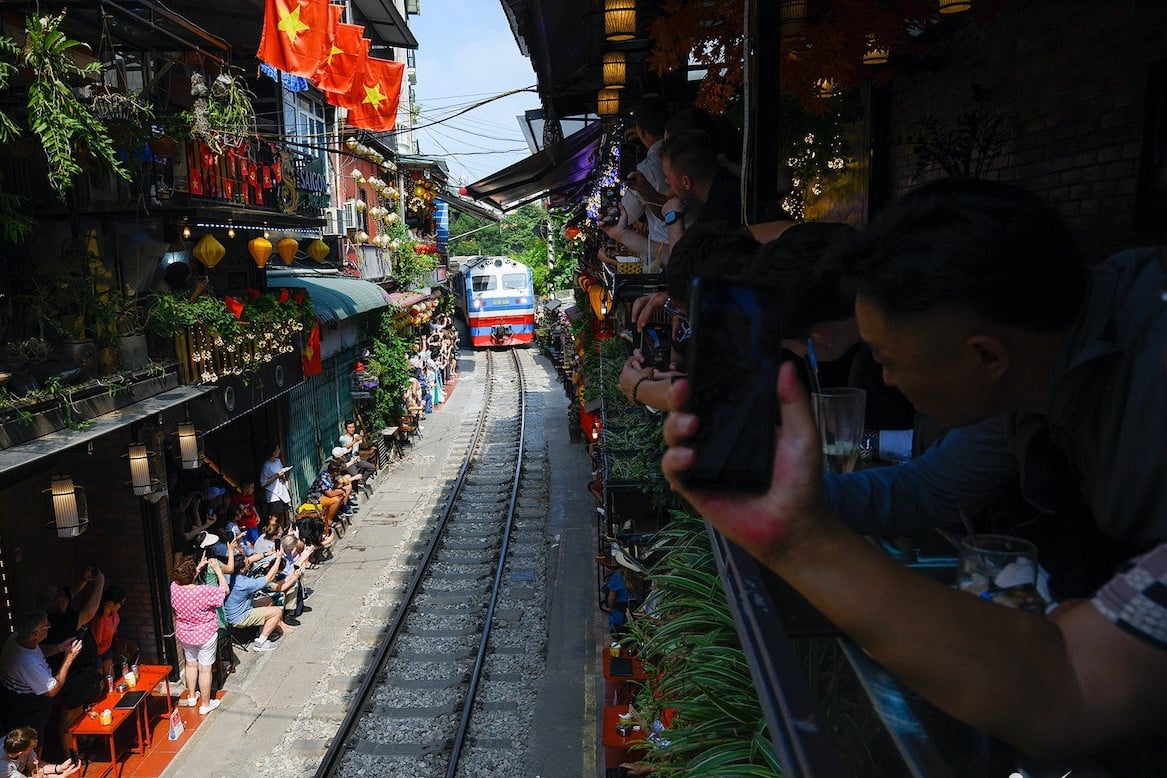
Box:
left=68, top=664, right=174, bottom=776
left=602, top=650, right=649, bottom=683
left=602, top=705, right=648, bottom=750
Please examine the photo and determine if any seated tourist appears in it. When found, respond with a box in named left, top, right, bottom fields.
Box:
left=0, top=615, right=83, bottom=748
left=228, top=482, right=262, bottom=543
left=3, top=726, right=80, bottom=777
left=224, top=560, right=294, bottom=653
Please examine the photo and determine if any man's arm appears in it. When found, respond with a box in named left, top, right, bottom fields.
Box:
left=44, top=640, right=83, bottom=698
left=660, top=363, right=1167, bottom=756
left=823, top=415, right=1021, bottom=536
left=74, top=569, right=105, bottom=628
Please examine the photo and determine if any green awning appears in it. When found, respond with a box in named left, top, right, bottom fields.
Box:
left=269, top=274, right=391, bottom=324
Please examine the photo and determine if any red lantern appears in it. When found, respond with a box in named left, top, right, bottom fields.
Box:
left=564, top=224, right=581, bottom=240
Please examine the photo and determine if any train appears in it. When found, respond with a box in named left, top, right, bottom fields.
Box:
left=451, top=256, right=535, bottom=348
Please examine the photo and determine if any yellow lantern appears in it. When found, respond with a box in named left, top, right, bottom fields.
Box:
left=248, top=236, right=273, bottom=268
left=307, top=239, right=330, bottom=263
left=192, top=234, right=226, bottom=269
left=276, top=237, right=299, bottom=266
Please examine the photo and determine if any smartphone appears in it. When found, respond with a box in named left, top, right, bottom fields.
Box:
left=68, top=748, right=80, bottom=765
left=639, top=322, right=671, bottom=371
left=600, top=185, right=621, bottom=225
left=680, top=277, right=782, bottom=492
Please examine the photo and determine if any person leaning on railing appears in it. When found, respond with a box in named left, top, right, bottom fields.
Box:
left=661, top=179, right=1167, bottom=762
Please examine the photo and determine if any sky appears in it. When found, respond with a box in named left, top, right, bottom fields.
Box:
left=408, top=0, right=542, bottom=187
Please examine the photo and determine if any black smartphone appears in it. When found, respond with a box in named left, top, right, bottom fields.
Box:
left=639, top=322, right=671, bottom=371
left=68, top=747, right=80, bottom=765
left=680, top=277, right=782, bottom=492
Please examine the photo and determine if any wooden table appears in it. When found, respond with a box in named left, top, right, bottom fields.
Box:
left=69, top=664, right=173, bottom=776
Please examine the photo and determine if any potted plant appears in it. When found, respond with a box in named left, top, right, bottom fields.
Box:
left=95, top=289, right=152, bottom=370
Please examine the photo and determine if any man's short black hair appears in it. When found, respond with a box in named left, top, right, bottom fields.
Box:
left=834, top=179, right=1087, bottom=332
left=632, top=96, right=669, bottom=138
left=660, top=130, right=720, bottom=187
left=751, top=222, right=859, bottom=336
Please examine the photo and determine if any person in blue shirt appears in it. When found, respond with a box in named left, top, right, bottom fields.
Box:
left=224, top=561, right=295, bottom=652
left=601, top=562, right=630, bottom=637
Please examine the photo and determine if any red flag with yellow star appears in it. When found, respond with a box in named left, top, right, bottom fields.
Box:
left=302, top=322, right=322, bottom=376
left=314, top=6, right=369, bottom=95
left=257, top=0, right=331, bottom=79
left=337, top=56, right=405, bottom=132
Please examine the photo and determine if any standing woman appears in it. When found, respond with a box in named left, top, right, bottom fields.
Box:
left=169, top=554, right=226, bottom=715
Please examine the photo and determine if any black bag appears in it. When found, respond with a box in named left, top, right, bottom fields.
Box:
left=295, top=515, right=325, bottom=547
left=58, top=667, right=105, bottom=709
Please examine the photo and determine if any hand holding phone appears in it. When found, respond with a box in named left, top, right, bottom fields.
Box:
left=680, top=277, right=782, bottom=492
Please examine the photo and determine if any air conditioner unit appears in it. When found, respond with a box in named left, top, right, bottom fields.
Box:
left=324, top=207, right=343, bottom=236
left=405, top=0, right=421, bottom=15
left=407, top=67, right=417, bottom=85
left=341, top=200, right=361, bottom=232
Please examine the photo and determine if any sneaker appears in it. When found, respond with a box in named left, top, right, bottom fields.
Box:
left=178, top=690, right=200, bottom=707
left=198, top=698, right=221, bottom=715
left=251, top=638, right=277, bottom=652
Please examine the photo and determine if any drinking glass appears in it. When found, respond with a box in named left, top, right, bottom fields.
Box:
left=812, top=388, right=866, bottom=474
left=958, top=534, right=1043, bottom=612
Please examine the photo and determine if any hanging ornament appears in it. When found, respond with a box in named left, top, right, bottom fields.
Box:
left=386, top=211, right=400, bottom=224
left=248, top=235, right=273, bottom=268
left=355, top=230, right=370, bottom=244
left=276, top=237, right=299, bottom=266
left=354, top=200, right=367, bottom=213
left=564, top=224, right=581, bottom=240
left=306, top=239, right=330, bottom=263
left=345, top=137, right=359, bottom=151
left=192, top=234, right=226, bottom=269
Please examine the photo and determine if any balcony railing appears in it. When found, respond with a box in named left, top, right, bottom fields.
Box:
left=173, top=321, right=301, bottom=385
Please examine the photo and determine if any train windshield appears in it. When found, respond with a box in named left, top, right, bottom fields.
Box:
left=502, top=273, right=528, bottom=290
left=471, top=276, right=496, bottom=292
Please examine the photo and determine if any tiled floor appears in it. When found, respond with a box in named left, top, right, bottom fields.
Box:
left=75, top=691, right=223, bottom=778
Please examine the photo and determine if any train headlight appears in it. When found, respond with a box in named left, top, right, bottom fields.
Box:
left=473, top=299, right=482, bottom=309
left=517, top=297, right=527, bottom=304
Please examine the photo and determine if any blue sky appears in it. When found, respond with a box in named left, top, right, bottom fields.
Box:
left=409, top=0, right=541, bottom=186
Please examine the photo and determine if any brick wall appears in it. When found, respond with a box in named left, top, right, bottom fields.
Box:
left=879, top=0, right=1167, bottom=261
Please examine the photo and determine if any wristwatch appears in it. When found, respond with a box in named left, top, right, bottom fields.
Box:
left=662, top=208, right=684, bottom=226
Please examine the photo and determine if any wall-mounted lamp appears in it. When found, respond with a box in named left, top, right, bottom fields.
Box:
left=45, top=475, right=88, bottom=538
left=604, top=0, right=637, bottom=42
left=124, top=443, right=162, bottom=496
left=597, top=88, right=620, bottom=117
left=182, top=224, right=192, bottom=240
left=176, top=422, right=202, bottom=469
left=602, top=52, right=626, bottom=90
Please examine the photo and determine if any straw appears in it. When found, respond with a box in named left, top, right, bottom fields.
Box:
left=806, top=338, right=822, bottom=396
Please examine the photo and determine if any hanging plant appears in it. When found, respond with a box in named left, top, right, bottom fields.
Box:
left=2, top=12, right=130, bottom=195
left=187, top=68, right=255, bottom=154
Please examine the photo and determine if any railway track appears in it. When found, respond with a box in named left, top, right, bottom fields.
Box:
left=315, top=348, right=540, bottom=778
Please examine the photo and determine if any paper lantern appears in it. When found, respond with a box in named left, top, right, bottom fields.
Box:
left=276, top=237, right=299, bottom=266
left=938, top=0, right=971, bottom=12
left=307, top=239, right=330, bottom=263
left=248, top=236, right=273, bottom=268
left=604, top=0, right=636, bottom=41
left=192, top=234, right=226, bottom=269
left=564, top=225, right=581, bottom=240
left=602, top=52, right=626, bottom=90
left=597, top=89, right=620, bottom=117
left=45, top=475, right=88, bottom=538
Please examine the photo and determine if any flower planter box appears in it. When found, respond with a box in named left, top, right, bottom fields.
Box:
left=0, top=364, right=180, bottom=450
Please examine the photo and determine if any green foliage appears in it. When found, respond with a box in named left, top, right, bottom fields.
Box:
left=0, top=37, right=20, bottom=142
left=241, top=292, right=315, bottom=333
left=5, top=12, right=130, bottom=196
left=913, top=86, right=1006, bottom=181
left=186, top=69, right=255, bottom=154
left=0, top=191, right=33, bottom=245
left=147, top=292, right=240, bottom=339
left=365, top=309, right=414, bottom=429
left=384, top=221, right=438, bottom=289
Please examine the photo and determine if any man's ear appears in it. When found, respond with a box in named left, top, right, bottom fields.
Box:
left=965, top=334, right=1010, bottom=382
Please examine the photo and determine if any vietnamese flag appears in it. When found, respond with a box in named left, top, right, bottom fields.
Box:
left=302, top=322, right=322, bottom=376
left=335, top=56, right=405, bottom=132
left=257, top=0, right=331, bottom=79
left=314, top=6, right=369, bottom=95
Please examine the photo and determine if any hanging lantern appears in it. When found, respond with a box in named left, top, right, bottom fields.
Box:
left=815, top=78, right=837, bottom=99
left=355, top=230, right=370, bottom=244
left=863, top=34, right=889, bottom=65
left=355, top=199, right=367, bottom=213
left=345, top=136, right=359, bottom=151
left=938, top=0, right=971, bottom=12
left=564, top=224, right=581, bottom=240
left=602, top=52, right=626, bottom=90
left=603, top=0, right=636, bottom=41
left=276, top=237, right=299, bottom=266
left=780, top=0, right=809, bottom=42
left=307, top=239, right=330, bottom=263
left=44, top=475, right=88, bottom=538
left=386, top=211, right=400, bottom=224
left=350, top=168, right=363, bottom=180
left=192, top=234, right=226, bottom=269
left=176, top=422, right=201, bottom=469
left=597, top=89, right=620, bottom=117
left=248, top=235, right=273, bottom=268
left=124, top=443, right=160, bottom=496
